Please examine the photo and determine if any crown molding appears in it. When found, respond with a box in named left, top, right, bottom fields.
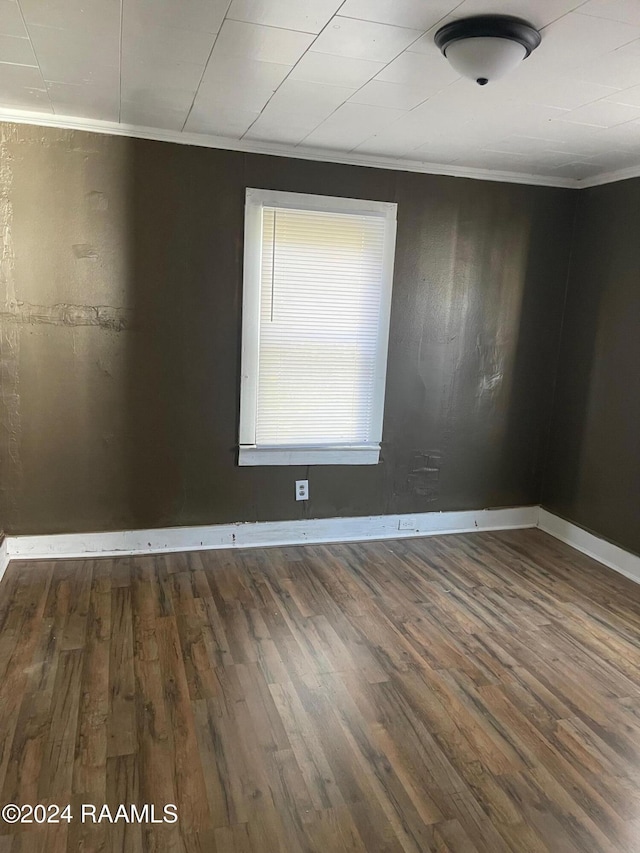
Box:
left=577, top=162, right=640, bottom=189
left=0, top=105, right=580, bottom=189
left=3, top=106, right=639, bottom=190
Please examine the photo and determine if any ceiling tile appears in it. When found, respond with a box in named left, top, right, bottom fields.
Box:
left=121, top=25, right=216, bottom=66
left=122, top=56, right=204, bottom=92
left=579, top=0, right=640, bottom=26
left=29, top=24, right=119, bottom=84
left=376, top=51, right=459, bottom=88
left=0, top=84, right=50, bottom=110
left=120, top=102, right=187, bottom=130
left=616, top=37, right=640, bottom=53
left=213, top=19, right=315, bottom=64
left=311, top=16, right=423, bottom=63
left=289, top=51, right=384, bottom=88
left=493, top=70, right=619, bottom=110
left=529, top=12, right=640, bottom=71
left=194, top=53, right=291, bottom=113
left=580, top=147, right=640, bottom=171
left=353, top=104, right=466, bottom=157
left=483, top=146, right=584, bottom=167
left=0, top=60, right=43, bottom=90
left=407, top=17, right=456, bottom=58
left=338, top=0, right=457, bottom=32
left=350, top=79, right=432, bottom=110
left=0, top=33, right=37, bottom=66
left=226, top=0, right=343, bottom=34
left=302, top=102, right=406, bottom=150
left=413, top=77, right=503, bottom=112
left=568, top=46, right=640, bottom=87
left=0, top=61, right=49, bottom=110
left=558, top=99, right=640, bottom=126
left=199, top=52, right=291, bottom=92
left=410, top=139, right=471, bottom=163
left=486, top=134, right=595, bottom=156
left=185, top=105, right=260, bottom=137
left=451, top=0, right=588, bottom=29
left=353, top=138, right=418, bottom=158
left=526, top=117, right=606, bottom=145
left=121, top=85, right=195, bottom=113
left=0, top=1, right=27, bottom=37
left=20, top=0, right=119, bottom=33
left=47, top=80, right=119, bottom=120
left=245, top=79, right=355, bottom=144
left=606, top=82, right=640, bottom=105
left=451, top=150, right=533, bottom=170
left=125, top=0, right=229, bottom=34
left=594, top=119, right=640, bottom=145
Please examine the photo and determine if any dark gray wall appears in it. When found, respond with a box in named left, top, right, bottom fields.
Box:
left=0, top=122, right=575, bottom=535
left=543, top=179, right=640, bottom=556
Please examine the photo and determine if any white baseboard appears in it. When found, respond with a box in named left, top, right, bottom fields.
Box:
left=3, top=508, right=638, bottom=591
left=538, top=509, right=640, bottom=586
left=0, top=538, right=8, bottom=582
left=4, top=506, right=537, bottom=563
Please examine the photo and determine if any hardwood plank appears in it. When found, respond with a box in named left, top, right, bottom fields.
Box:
left=107, top=586, right=135, bottom=758
left=0, top=529, right=638, bottom=851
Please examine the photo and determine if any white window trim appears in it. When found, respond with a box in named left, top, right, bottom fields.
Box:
left=239, top=187, right=397, bottom=467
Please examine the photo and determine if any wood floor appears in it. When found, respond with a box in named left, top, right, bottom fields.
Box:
left=0, top=529, right=639, bottom=852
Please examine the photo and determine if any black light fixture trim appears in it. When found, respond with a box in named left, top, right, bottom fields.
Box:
left=434, top=14, right=541, bottom=59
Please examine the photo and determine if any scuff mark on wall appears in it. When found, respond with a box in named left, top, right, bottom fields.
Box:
left=72, top=243, right=98, bottom=260
left=394, top=451, right=442, bottom=501
left=87, top=191, right=108, bottom=211
left=408, top=451, right=441, bottom=499
left=476, top=338, right=505, bottom=399
left=0, top=301, right=130, bottom=331
left=0, top=124, right=22, bottom=528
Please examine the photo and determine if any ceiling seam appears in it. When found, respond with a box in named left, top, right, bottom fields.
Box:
left=180, top=0, right=235, bottom=133
left=14, top=0, right=55, bottom=115
left=118, top=0, right=123, bottom=123
left=297, top=2, right=468, bottom=152
left=242, top=0, right=466, bottom=147
left=240, top=0, right=350, bottom=140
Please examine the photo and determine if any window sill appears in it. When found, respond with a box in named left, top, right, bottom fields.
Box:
left=238, top=445, right=381, bottom=466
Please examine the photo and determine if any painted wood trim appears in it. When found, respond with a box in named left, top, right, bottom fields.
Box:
left=0, top=108, right=579, bottom=189
left=238, top=446, right=381, bottom=466
left=538, top=509, right=640, bottom=586
left=0, top=538, right=8, bottom=583
left=238, top=189, right=396, bottom=459
left=4, top=506, right=538, bottom=563
left=577, top=163, right=640, bottom=189
left=4, top=509, right=639, bottom=592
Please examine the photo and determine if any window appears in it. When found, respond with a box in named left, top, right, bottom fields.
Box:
left=239, top=188, right=397, bottom=466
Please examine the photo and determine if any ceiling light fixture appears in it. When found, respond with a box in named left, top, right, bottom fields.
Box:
left=434, top=15, right=541, bottom=86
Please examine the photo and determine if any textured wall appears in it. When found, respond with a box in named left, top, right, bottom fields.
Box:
left=543, top=179, right=640, bottom=556
left=0, top=122, right=575, bottom=535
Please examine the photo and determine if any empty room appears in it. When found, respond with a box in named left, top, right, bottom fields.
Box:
left=1, top=0, right=640, bottom=850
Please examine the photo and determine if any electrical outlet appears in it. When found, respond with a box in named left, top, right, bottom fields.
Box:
left=296, top=479, right=309, bottom=501
left=398, top=517, right=417, bottom=530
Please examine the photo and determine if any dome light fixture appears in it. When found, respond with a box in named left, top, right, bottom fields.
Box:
left=434, top=15, right=541, bottom=86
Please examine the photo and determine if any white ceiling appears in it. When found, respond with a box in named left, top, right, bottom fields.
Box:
left=3, top=0, right=640, bottom=186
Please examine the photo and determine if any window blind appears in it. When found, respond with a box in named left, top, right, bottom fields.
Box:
left=256, top=205, right=387, bottom=447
